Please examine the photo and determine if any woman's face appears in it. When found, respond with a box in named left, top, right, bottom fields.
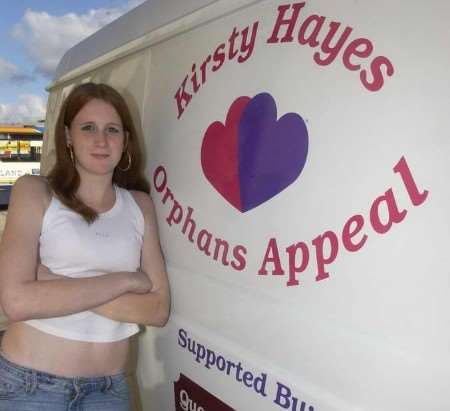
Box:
left=67, top=98, right=126, bottom=177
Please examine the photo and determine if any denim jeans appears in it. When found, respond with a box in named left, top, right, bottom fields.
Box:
left=0, top=352, right=130, bottom=410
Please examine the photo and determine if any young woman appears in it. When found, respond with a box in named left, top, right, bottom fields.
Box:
left=0, top=83, right=170, bottom=410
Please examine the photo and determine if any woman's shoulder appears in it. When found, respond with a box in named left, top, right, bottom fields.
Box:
left=12, top=175, right=51, bottom=207
left=128, top=190, right=156, bottom=220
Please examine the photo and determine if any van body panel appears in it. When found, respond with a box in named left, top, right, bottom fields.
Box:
left=43, top=1, right=450, bottom=410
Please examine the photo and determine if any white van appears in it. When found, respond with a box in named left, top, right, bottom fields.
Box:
left=43, top=1, right=450, bottom=410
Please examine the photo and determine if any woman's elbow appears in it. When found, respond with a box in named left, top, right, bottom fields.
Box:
left=157, top=300, right=171, bottom=327
left=144, top=293, right=170, bottom=327
left=1, top=292, right=27, bottom=323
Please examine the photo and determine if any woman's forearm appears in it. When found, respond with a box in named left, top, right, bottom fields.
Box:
left=38, top=276, right=169, bottom=326
left=4, top=273, right=134, bottom=322
left=91, top=288, right=170, bottom=326
left=40, top=271, right=168, bottom=326
left=28, top=267, right=156, bottom=324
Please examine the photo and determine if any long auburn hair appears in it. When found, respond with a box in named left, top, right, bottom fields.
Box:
left=47, top=82, right=150, bottom=223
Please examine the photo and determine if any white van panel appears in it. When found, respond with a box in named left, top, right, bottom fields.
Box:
left=44, top=1, right=450, bottom=410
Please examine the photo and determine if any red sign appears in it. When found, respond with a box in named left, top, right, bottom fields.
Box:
left=174, top=374, right=234, bottom=411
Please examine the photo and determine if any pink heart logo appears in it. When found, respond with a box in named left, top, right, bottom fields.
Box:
left=201, top=96, right=250, bottom=211
left=201, top=93, right=308, bottom=212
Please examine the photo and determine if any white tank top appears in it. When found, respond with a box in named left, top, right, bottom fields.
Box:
left=24, top=185, right=144, bottom=342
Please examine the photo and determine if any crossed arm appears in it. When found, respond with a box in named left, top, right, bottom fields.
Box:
left=36, top=191, right=170, bottom=326
left=0, top=176, right=170, bottom=327
left=92, top=190, right=170, bottom=326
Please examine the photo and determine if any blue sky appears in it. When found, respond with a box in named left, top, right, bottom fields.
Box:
left=0, top=0, right=144, bottom=123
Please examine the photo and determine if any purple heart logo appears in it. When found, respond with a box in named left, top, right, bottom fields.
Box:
left=201, top=92, right=308, bottom=212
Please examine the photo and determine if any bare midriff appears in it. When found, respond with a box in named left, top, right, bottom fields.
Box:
left=0, top=322, right=130, bottom=377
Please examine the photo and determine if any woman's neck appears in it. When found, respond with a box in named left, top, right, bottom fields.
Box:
left=76, top=174, right=116, bottom=212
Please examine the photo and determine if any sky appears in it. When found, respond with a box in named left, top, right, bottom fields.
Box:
left=0, top=0, right=145, bottom=124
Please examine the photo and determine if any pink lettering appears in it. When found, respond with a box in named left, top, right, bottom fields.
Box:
left=394, top=156, right=429, bottom=206
left=312, top=230, right=339, bottom=281
left=286, top=242, right=309, bottom=286
left=267, top=3, right=306, bottom=43
left=342, top=214, right=367, bottom=252
left=258, top=238, right=285, bottom=276
left=343, top=38, right=373, bottom=71
left=370, top=189, right=407, bottom=235
left=174, top=76, right=192, bottom=119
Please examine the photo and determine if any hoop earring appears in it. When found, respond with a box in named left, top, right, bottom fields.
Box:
left=118, top=151, right=131, bottom=172
left=68, top=146, right=75, bottom=165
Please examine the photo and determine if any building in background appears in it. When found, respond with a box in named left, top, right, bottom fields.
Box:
left=0, top=124, right=43, bottom=206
